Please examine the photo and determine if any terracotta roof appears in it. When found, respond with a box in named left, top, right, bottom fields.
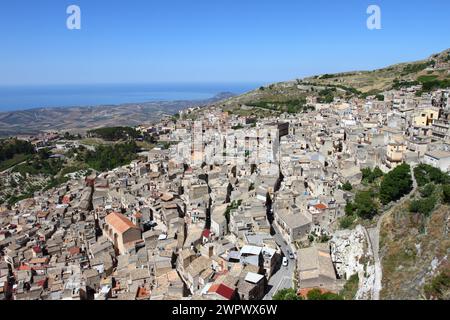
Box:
left=62, top=195, right=71, bottom=204
left=215, top=284, right=235, bottom=300
left=202, top=229, right=211, bottom=238
left=314, top=203, right=328, bottom=210
left=36, top=278, right=47, bottom=287
left=208, top=284, right=220, bottom=293
left=32, top=246, right=42, bottom=253
left=68, top=246, right=81, bottom=256
left=209, top=283, right=234, bottom=300
left=105, top=212, right=139, bottom=234
left=136, top=286, right=151, bottom=299
left=18, top=265, right=31, bottom=271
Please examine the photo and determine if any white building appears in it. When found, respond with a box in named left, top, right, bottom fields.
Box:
left=424, top=150, right=450, bottom=172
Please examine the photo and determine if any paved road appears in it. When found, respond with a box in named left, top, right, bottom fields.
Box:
left=263, top=224, right=295, bottom=300
left=1, top=161, right=26, bottom=175
left=367, top=226, right=381, bottom=300
left=0, top=155, right=32, bottom=176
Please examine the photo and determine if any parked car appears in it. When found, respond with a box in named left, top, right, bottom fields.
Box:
left=287, top=250, right=294, bottom=259
left=282, top=257, right=288, bottom=267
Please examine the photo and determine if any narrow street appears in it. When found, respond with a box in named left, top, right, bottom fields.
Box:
left=263, top=224, right=295, bottom=300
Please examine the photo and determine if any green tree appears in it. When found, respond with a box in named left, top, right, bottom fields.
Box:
left=84, top=142, right=140, bottom=171
left=160, top=141, right=171, bottom=150
left=379, top=164, right=412, bottom=205
left=273, top=288, right=303, bottom=300
left=37, top=148, right=51, bottom=160
left=372, top=167, right=384, bottom=179
left=420, top=183, right=435, bottom=198
left=306, top=288, right=342, bottom=300
left=345, top=202, right=356, bottom=216
left=409, top=196, right=437, bottom=216
left=443, top=184, right=450, bottom=204
left=224, top=200, right=242, bottom=224
left=354, top=191, right=378, bottom=219
left=88, top=126, right=139, bottom=141
left=339, top=215, right=355, bottom=229
left=361, top=168, right=371, bottom=183
left=342, top=181, right=353, bottom=191
left=362, top=166, right=384, bottom=183
left=414, top=164, right=450, bottom=187
left=9, top=177, right=18, bottom=188
left=0, top=138, right=35, bottom=163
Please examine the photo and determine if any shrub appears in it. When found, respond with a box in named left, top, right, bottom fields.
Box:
left=273, top=288, right=303, bottom=300
left=420, top=183, right=435, bottom=198
left=344, top=190, right=378, bottom=220
left=409, top=196, right=436, bottom=216
left=379, top=164, right=412, bottom=205
left=88, top=126, right=139, bottom=141
left=307, top=289, right=342, bottom=300
left=424, top=269, right=450, bottom=300
left=0, top=138, right=35, bottom=163
left=354, top=191, right=378, bottom=219
left=414, top=164, right=450, bottom=187
left=443, top=185, right=450, bottom=204
left=345, top=202, right=355, bottom=216
left=340, top=274, right=359, bottom=300
left=361, top=166, right=383, bottom=183
left=340, top=215, right=355, bottom=229
left=342, top=181, right=353, bottom=191
left=84, top=142, right=140, bottom=172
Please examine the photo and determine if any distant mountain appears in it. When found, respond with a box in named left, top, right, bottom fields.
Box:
left=3, top=49, right=449, bottom=137
left=0, top=92, right=236, bottom=137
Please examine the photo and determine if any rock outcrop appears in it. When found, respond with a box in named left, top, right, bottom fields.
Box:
left=330, top=225, right=375, bottom=300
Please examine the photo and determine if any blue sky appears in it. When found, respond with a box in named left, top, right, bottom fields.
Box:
left=0, top=0, right=449, bottom=86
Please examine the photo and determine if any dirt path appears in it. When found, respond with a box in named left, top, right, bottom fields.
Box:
left=367, top=165, right=418, bottom=300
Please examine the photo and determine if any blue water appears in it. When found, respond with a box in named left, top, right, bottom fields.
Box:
left=0, top=83, right=260, bottom=112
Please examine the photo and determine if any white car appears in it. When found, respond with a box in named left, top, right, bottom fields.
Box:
left=287, top=250, right=295, bottom=259
left=282, top=257, right=288, bottom=267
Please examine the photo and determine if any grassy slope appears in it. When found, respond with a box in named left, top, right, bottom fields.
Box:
left=190, top=49, right=450, bottom=119
left=379, top=203, right=450, bottom=299
left=0, top=153, right=31, bottom=172
left=303, top=49, right=450, bottom=93
left=212, top=49, right=450, bottom=117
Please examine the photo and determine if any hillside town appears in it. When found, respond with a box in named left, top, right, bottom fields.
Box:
left=1, top=73, right=450, bottom=301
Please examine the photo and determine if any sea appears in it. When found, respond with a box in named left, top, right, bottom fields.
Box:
left=0, top=83, right=261, bottom=112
